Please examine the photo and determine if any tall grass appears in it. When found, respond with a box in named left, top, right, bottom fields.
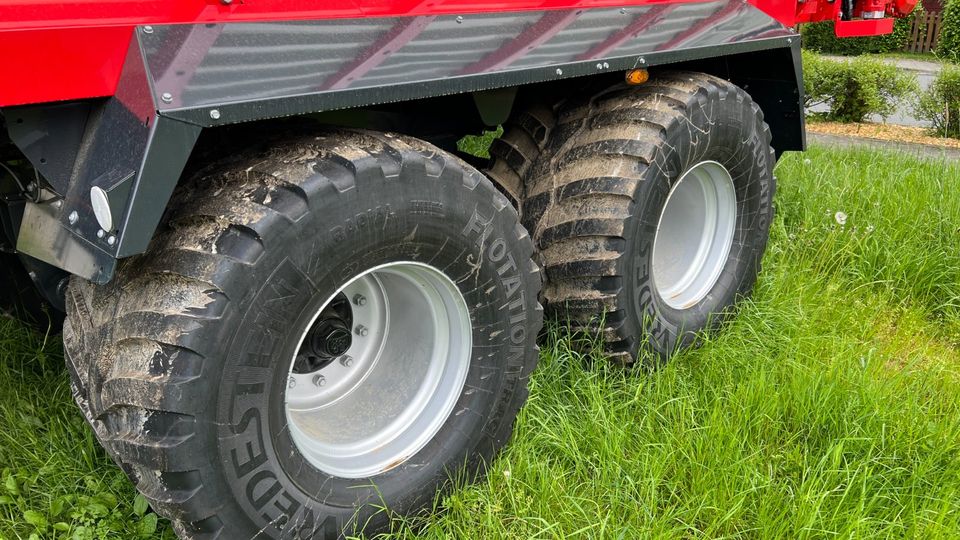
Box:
left=2, top=146, right=959, bottom=539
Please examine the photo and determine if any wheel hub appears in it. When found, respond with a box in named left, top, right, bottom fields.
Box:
left=314, top=321, right=351, bottom=358
left=284, top=261, right=472, bottom=479
left=292, top=294, right=353, bottom=374
left=652, top=160, right=737, bottom=310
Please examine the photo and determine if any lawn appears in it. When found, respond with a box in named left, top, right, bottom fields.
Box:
left=2, top=145, right=959, bottom=539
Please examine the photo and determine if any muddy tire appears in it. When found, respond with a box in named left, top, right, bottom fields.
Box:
left=63, top=130, right=542, bottom=538
left=523, top=72, right=776, bottom=365
left=485, top=103, right=556, bottom=205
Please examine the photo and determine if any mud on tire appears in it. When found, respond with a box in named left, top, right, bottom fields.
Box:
left=63, top=130, right=542, bottom=538
left=516, top=72, right=776, bottom=365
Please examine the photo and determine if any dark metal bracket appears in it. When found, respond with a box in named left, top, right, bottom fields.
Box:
left=3, top=0, right=799, bottom=284
left=6, top=37, right=200, bottom=283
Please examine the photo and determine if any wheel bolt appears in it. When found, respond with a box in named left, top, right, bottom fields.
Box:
left=352, top=294, right=366, bottom=306
left=339, top=355, right=353, bottom=367
left=287, top=376, right=296, bottom=389
left=312, top=374, right=326, bottom=387
left=355, top=325, right=369, bottom=337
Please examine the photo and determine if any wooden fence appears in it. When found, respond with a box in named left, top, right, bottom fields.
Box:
left=904, top=11, right=942, bottom=53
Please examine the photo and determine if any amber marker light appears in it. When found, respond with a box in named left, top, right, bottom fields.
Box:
left=625, top=68, right=649, bottom=85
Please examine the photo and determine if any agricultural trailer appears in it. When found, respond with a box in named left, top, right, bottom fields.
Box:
left=0, top=0, right=914, bottom=537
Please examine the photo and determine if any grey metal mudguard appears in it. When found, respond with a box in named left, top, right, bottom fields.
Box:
left=4, top=0, right=802, bottom=283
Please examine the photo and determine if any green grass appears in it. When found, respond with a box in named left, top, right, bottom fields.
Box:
left=2, top=145, right=960, bottom=539
left=0, top=327, right=173, bottom=540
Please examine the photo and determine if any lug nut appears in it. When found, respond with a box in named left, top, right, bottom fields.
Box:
left=352, top=294, right=366, bottom=306
left=68, top=211, right=78, bottom=224
left=288, top=376, right=296, bottom=389
left=312, top=374, right=326, bottom=387
left=339, top=355, right=353, bottom=367
left=355, top=325, right=369, bottom=337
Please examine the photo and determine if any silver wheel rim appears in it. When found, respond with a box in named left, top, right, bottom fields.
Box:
left=284, top=261, right=472, bottom=478
left=652, top=160, right=737, bottom=310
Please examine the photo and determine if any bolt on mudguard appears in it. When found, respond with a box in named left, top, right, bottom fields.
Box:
left=5, top=0, right=802, bottom=283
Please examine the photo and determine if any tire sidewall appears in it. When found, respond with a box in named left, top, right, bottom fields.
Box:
left=627, top=86, right=774, bottom=358
left=212, top=151, right=538, bottom=537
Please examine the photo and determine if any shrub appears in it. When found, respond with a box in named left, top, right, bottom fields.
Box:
left=915, top=64, right=960, bottom=137
left=938, top=0, right=960, bottom=62
left=802, top=50, right=827, bottom=108
left=803, top=51, right=918, bottom=122
left=800, top=8, right=919, bottom=56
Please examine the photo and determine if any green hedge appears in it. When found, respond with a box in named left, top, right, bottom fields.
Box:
left=915, top=64, right=960, bottom=137
left=938, top=0, right=960, bottom=62
left=803, top=51, right=918, bottom=122
left=800, top=10, right=918, bottom=55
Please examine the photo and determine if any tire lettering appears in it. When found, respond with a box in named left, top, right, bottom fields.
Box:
left=501, top=273, right=521, bottom=299
left=485, top=237, right=527, bottom=349
left=246, top=469, right=282, bottom=511
left=411, top=200, right=444, bottom=217
left=270, top=505, right=337, bottom=539
left=510, top=324, right=525, bottom=345
left=223, top=259, right=322, bottom=535
left=488, top=238, right=507, bottom=262
left=460, top=205, right=530, bottom=438
left=461, top=207, right=494, bottom=249
left=231, top=407, right=268, bottom=478
left=507, top=290, right=525, bottom=311
left=267, top=491, right=300, bottom=535
left=634, top=252, right=667, bottom=346
left=332, top=204, right=396, bottom=244
left=507, top=346, right=525, bottom=363
left=496, top=253, right=517, bottom=276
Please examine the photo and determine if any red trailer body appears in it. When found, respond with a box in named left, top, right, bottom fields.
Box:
left=0, top=0, right=914, bottom=107
left=0, top=0, right=919, bottom=538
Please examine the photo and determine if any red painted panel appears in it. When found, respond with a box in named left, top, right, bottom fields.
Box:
left=0, top=0, right=908, bottom=107
left=834, top=17, right=894, bottom=36
left=0, top=26, right=131, bottom=106
left=748, top=0, right=797, bottom=25
left=0, top=0, right=688, bottom=31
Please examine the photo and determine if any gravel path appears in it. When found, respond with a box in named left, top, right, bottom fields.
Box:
left=808, top=132, right=960, bottom=161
